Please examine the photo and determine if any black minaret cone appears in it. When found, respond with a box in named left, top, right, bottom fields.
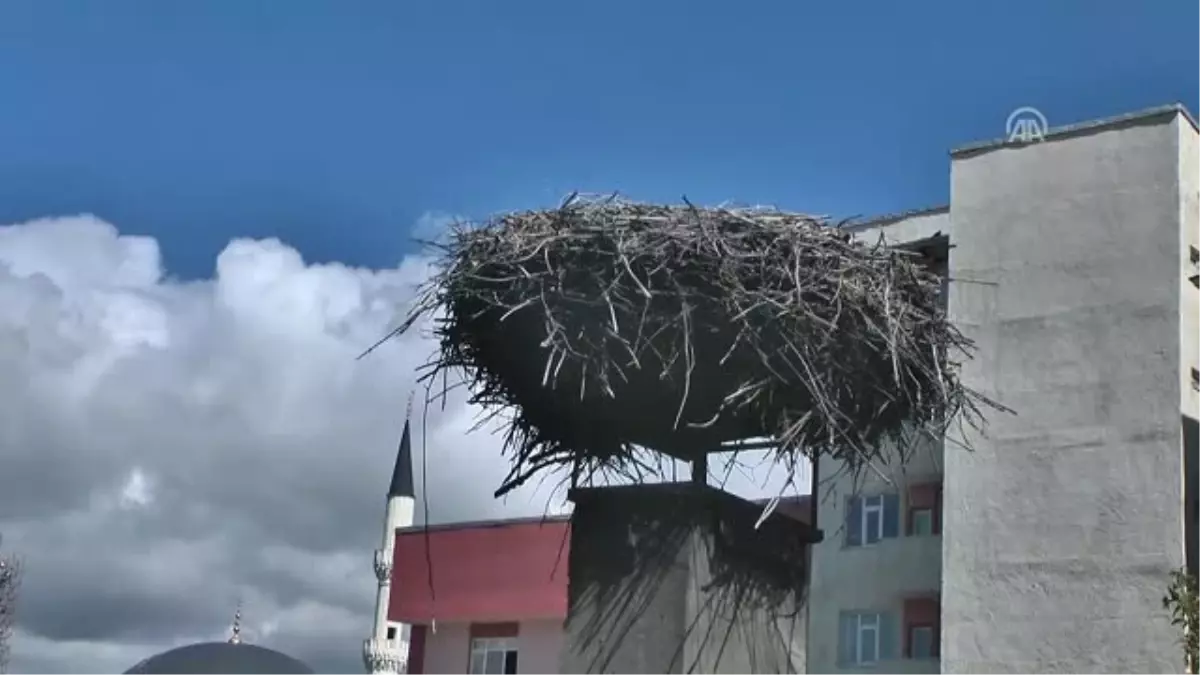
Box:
left=388, top=416, right=415, bottom=499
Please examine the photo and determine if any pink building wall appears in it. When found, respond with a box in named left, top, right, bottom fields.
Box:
left=409, top=619, right=564, bottom=674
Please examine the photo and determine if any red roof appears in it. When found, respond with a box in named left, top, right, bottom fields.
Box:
left=389, top=516, right=571, bottom=624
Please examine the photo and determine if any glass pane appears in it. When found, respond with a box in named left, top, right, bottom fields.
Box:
left=504, top=650, right=518, bottom=674
left=865, top=509, right=882, bottom=544
left=859, top=626, right=878, bottom=663
left=469, top=653, right=485, bottom=674
left=911, top=509, right=934, bottom=536
left=485, top=650, right=505, bottom=674
left=911, top=626, right=934, bottom=659
left=864, top=495, right=884, bottom=509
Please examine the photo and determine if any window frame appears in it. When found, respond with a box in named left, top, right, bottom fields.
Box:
left=902, top=595, right=941, bottom=660
left=909, top=507, right=935, bottom=536
left=906, top=482, right=943, bottom=537
left=853, top=612, right=882, bottom=666
left=468, top=637, right=518, bottom=675
left=907, top=623, right=936, bottom=660
left=861, top=495, right=884, bottom=545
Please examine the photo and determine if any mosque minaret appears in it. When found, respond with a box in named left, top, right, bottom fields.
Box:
left=362, top=406, right=416, bottom=674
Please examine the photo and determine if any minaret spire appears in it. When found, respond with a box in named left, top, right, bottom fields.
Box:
left=387, top=392, right=416, bottom=499
left=364, top=391, right=417, bottom=674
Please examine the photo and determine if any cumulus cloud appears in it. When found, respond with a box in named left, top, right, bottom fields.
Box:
left=0, top=214, right=805, bottom=673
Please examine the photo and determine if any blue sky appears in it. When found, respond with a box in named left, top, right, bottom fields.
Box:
left=0, top=0, right=1196, bottom=279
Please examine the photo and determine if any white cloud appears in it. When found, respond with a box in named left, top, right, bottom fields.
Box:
left=0, top=213, right=805, bottom=673
left=117, top=467, right=155, bottom=510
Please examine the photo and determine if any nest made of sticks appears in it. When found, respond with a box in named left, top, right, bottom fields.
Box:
left=386, top=194, right=1003, bottom=497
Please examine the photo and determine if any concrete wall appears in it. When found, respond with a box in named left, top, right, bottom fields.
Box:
left=561, top=509, right=805, bottom=674
left=680, top=532, right=805, bottom=674
left=560, top=538, right=691, bottom=673
left=942, top=109, right=1195, bottom=673
left=847, top=208, right=951, bottom=248
left=417, top=619, right=564, bottom=674
left=1179, top=112, right=1200, bottom=582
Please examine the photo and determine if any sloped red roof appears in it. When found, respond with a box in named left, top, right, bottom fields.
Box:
left=389, top=516, right=570, bottom=624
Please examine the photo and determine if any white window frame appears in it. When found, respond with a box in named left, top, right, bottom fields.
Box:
left=854, top=612, right=882, bottom=665
left=861, top=495, right=884, bottom=545
left=469, top=637, right=518, bottom=675
left=909, top=624, right=935, bottom=659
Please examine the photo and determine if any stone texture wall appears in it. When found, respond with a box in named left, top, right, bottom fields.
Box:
left=943, top=109, right=1195, bottom=674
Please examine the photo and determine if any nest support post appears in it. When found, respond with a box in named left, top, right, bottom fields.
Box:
left=691, top=454, right=708, bottom=486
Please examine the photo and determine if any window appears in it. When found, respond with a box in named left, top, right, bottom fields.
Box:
left=469, top=637, right=518, bottom=675
left=907, top=482, right=942, bottom=537
left=838, top=611, right=897, bottom=665
left=845, top=493, right=900, bottom=547
left=909, top=625, right=935, bottom=659
left=910, top=508, right=934, bottom=536
left=386, top=626, right=397, bottom=640
left=858, top=613, right=880, bottom=664
left=863, top=495, right=883, bottom=544
left=903, top=596, right=940, bottom=660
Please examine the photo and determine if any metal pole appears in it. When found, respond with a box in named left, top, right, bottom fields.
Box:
left=691, top=454, right=708, bottom=485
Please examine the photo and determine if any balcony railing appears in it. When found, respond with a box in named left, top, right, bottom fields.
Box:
left=374, top=548, right=393, bottom=583
left=363, top=637, right=408, bottom=674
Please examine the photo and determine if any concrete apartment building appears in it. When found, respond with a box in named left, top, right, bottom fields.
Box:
left=369, top=103, right=1200, bottom=674
left=812, top=102, right=1198, bottom=674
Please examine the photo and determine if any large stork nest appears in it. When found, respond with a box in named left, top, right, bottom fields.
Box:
left=386, top=195, right=1001, bottom=497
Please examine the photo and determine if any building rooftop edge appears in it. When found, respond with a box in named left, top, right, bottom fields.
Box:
left=395, top=512, right=570, bottom=535
left=840, top=205, right=950, bottom=232
left=395, top=492, right=817, bottom=535
left=840, top=104, right=1196, bottom=233
left=951, top=103, right=1198, bottom=158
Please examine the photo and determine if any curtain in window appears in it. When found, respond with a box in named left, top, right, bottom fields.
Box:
left=844, top=498, right=863, bottom=547
left=882, top=494, right=900, bottom=538
left=879, top=611, right=898, bottom=661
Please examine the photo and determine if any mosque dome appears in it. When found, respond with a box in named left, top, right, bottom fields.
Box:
left=123, top=641, right=315, bottom=674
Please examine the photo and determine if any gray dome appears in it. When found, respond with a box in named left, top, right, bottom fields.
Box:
left=124, top=642, right=314, bottom=674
